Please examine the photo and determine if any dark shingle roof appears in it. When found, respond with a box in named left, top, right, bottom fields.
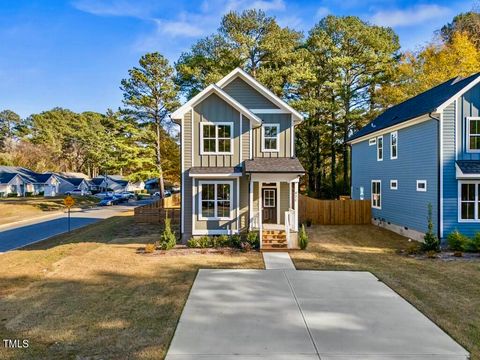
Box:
left=0, top=172, right=19, bottom=184
left=91, top=178, right=106, bottom=185
left=244, top=157, right=305, bottom=173
left=189, top=167, right=240, bottom=174
left=61, top=177, right=85, bottom=186
left=456, top=160, right=480, bottom=174
left=349, top=73, right=480, bottom=141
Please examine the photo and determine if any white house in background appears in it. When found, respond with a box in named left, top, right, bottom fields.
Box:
left=0, top=173, right=26, bottom=197
left=90, top=175, right=132, bottom=193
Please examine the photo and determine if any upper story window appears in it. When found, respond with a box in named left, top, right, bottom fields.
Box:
left=377, top=136, right=383, bottom=161
left=369, top=138, right=376, bottom=146
left=416, top=180, right=427, bottom=192
left=262, top=124, right=279, bottom=152
left=467, top=117, right=480, bottom=152
left=390, top=131, right=398, bottom=159
left=200, top=122, right=233, bottom=155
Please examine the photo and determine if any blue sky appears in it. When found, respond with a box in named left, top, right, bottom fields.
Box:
left=0, top=0, right=474, bottom=118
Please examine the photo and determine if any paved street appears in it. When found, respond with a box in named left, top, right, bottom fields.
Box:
left=167, top=270, right=469, bottom=360
left=0, top=199, right=151, bottom=252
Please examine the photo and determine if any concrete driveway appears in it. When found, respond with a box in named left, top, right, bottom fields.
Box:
left=166, top=270, right=468, bottom=360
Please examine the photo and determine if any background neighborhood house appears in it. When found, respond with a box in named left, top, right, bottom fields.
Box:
left=171, top=68, right=305, bottom=249
left=349, top=73, right=480, bottom=241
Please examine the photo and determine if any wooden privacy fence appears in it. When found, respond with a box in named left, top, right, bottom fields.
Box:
left=134, top=193, right=180, bottom=225
left=298, top=195, right=371, bottom=225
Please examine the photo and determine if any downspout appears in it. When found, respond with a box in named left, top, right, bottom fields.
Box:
left=428, top=112, right=441, bottom=240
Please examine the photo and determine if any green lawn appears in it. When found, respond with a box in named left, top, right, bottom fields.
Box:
left=290, top=224, right=480, bottom=360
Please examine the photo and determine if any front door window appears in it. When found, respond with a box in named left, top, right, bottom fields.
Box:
left=262, top=188, right=277, bottom=223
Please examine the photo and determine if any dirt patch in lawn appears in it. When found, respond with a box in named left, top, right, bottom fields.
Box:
left=290, top=225, right=480, bottom=360
left=0, top=213, right=263, bottom=360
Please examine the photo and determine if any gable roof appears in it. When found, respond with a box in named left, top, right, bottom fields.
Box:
left=349, top=72, right=480, bottom=142
left=0, top=172, right=20, bottom=184
left=216, top=68, right=304, bottom=122
left=456, top=160, right=480, bottom=174
left=60, top=177, right=86, bottom=186
left=0, top=166, right=44, bottom=183
left=171, top=84, right=262, bottom=125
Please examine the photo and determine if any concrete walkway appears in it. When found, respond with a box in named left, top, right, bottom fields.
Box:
left=166, top=270, right=468, bottom=360
left=263, top=252, right=296, bottom=269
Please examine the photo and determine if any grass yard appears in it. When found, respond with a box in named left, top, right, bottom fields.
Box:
left=0, top=212, right=263, bottom=360
left=0, top=196, right=99, bottom=225
left=291, top=225, right=480, bottom=360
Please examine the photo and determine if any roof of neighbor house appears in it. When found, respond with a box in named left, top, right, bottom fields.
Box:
left=0, top=172, right=19, bottom=184
left=349, top=72, right=480, bottom=142
left=0, top=166, right=43, bottom=183
left=90, top=177, right=106, bottom=186
left=456, top=160, right=480, bottom=174
left=244, top=157, right=305, bottom=173
left=61, top=177, right=86, bottom=186
left=57, top=171, right=89, bottom=179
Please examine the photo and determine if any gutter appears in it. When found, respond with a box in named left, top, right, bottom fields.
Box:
left=428, top=112, right=442, bottom=240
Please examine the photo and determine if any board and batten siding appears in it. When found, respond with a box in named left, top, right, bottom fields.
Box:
left=223, top=77, right=278, bottom=109
left=253, top=114, right=292, bottom=158
left=351, top=119, right=439, bottom=235
left=182, top=110, right=193, bottom=238
left=443, top=84, right=480, bottom=237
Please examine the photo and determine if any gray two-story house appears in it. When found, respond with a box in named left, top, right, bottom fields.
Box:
left=349, top=73, right=480, bottom=241
left=171, top=68, right=305, bottom=249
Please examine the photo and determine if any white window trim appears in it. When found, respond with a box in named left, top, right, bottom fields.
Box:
left=458, top=181, right=480, bottom=223
left=198, top=180, right=234, bottom=221
left=390, top=131, right=398, bottom=160
left=369, top=138, right=376, bottom=146
left=263, top=188, right=276, bottom=208
left=371, top=180, right=381, bottom=209
left=390, top=180, right=398, bottom=190
left=200, top=122, right=234, bottom=155
left=416, top=180, right=427, bottom=192
left=466, top=117, right=480, bottom=153
left=377, top=136, right=383, bottom=161
left=261, top=123, right=280, bottom=152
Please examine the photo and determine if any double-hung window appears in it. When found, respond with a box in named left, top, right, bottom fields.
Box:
left=459, top=181, right=480, bottom=221
left=199, top=181, right=232, bottom=220
left=377, top=136, right=383, bottom=161
left=371, top=180, right=381, bottom=209
left=467, top=117, right=480, bottom=152
left=390, top=131, right=398, bottom=159
left=201, top=122, right=233, bottom=154
left=262, top=124, right=279, bottom=152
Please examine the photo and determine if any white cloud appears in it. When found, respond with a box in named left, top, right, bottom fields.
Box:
left=370, top=4, right=451, bottom=27
left=155, top=19, right=205, bottom=38
left=71, top=0, right=155, bottom=18
left=202, top=0, right=286, bottom=13
left=315, top=6, right=330, bottom=19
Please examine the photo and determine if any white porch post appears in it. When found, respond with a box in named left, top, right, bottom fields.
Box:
left=258, top=182, right=262, bottom=249
left=294, top=180, right=299, bottom=231
left=249, top=178, right=253, bottom=230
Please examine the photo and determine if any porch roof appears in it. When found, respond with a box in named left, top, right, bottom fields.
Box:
left=244, top=157, right=305, bottom=174
left=456, top=160, right=480, bottom=174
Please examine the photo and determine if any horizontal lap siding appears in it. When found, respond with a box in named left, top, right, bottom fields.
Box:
left=223, top=77, right=278, bottom=109
left=351, top=119, right=439, bottom=235
left=443, top=84, right=480, bottom=237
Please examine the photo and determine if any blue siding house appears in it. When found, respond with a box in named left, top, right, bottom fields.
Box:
left=348, top=73, right=480, bottom=241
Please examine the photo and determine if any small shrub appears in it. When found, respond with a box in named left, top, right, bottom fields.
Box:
left=144, top=243, right=156, bottom=253
left=298, top=224, right=309, bottom=250
left=406, top=241, right=421, bottom=255
left=245, top=231, right=259, bottom=249
left=216, top=235, right=230, bottom=247
left=447, top=230, right=469, bottom=252
left=465, top=232, right=480, bottom=253
left=7, top=192, right=18, bottom=197
left=305, top=219, right=312, bottom=227
left=422, top=203, right=440, bottom=252
left=38, top=191, right=44, bottom=196
left=198, top=236, right=213, bottom=248
left=229, top=234, right=242, bottom=248
left=25, top=191, right=33, bottom=197
left=187, top=238, right=200, bottom=248
left=159, top=218, right=176, bottom=250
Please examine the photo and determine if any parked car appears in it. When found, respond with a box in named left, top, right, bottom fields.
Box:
left=113, top=194, right=127, bottom=203
left=153, top=190, right=171, bottom=198
left=119, top=191, right=135, bottom=200
left=95, top=192, right=114, bottom=199
left=66, top=189, right=91, bottom=196
left=98, top=196, right=118, bottom=206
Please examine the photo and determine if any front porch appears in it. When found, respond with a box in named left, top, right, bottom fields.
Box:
left=248, top=177, right=300, bottom=250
